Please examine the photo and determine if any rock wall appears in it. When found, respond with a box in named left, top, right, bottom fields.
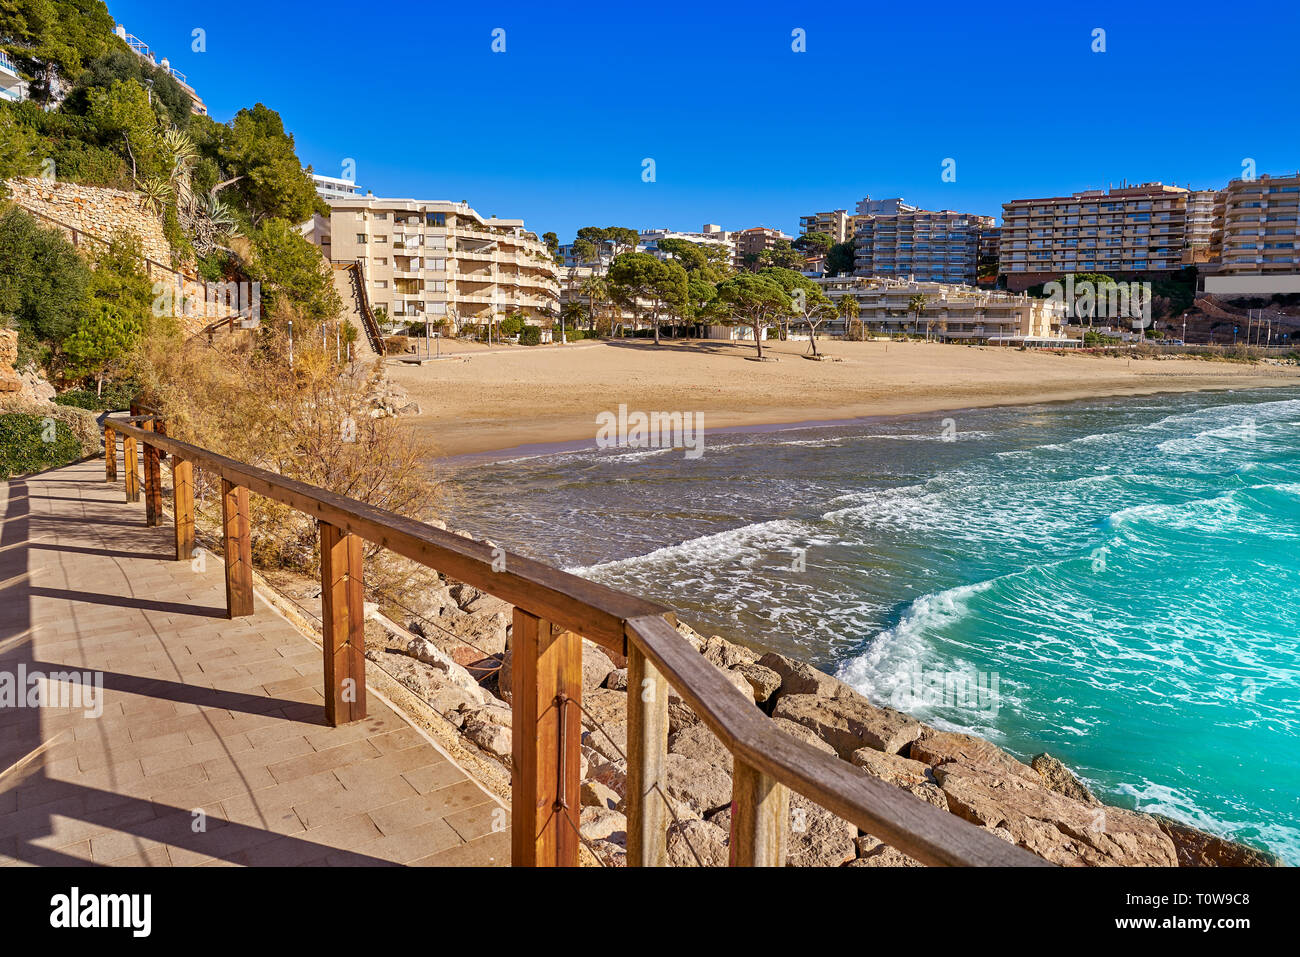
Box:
left=4, top=177, right=172, bottom=266
left=368, top=576, right=1282, bottom=869
left=0, top=329, right=19, bottom=394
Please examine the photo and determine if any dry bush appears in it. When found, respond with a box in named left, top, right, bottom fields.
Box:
left=128, top=305, right=445, bottom=600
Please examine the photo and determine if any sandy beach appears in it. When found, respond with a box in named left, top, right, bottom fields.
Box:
left=385, top=338, right=1300, bottom=458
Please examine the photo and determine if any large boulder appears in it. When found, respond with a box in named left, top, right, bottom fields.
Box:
left=909, top=728, right=1040, bottom=784
left=582, top=641, right=616, bottom=692
left=851, top=747, right=947, bottom=810
left=663, top=753, right=733, bottom=818
left=668, top=721, right=732, bottom=773
left=770, top=716, right=838, bottom=756
left=667, top=818, right=730, bottom=867
left=934, top=761, right=1178, bottom=867
left=1031, top=753, right=1100, bottom=806
left=1154, top=817, right=1281, bottom=867
left=772, top=692, right=922, bottom=757
left=579, top=807, right=627, bottom=845
left=759, top=652, right=851, bottom=700
left=732, top=662, right=782, bottom=705
left=701, top=634, right=759, bottom=669
left=579, top=688, right=628, bottom=763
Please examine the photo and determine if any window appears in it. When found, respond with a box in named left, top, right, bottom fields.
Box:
left=375, top=212, right=388, bottom=220
left=356, top=234, right=367, bottom=243
left=426, top=212, right=445, bottom=227
left=375, top=280, right=388, bottom=288
left=375, top=257, right=387, bottom=266
left=375, top=235, right=388, bottom=243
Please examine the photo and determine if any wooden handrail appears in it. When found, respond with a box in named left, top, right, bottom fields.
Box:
left=102, top=415, right=1051, bottom=868
left=624, top=614, right=1050, bottom=867
left=105, top=419, right=664, bottom=649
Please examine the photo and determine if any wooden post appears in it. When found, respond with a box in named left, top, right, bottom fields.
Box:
left=123, top=435, right=139, bottom=503
left=729, top=759, right=789, bottom=866
left=172, top=458, right=194, bottom=562
left=221, top=479, right=254, bottom=619
left=626, top=639, right=669, bottom=866
left=104, top=425, right=116, bottom=483
left=142, top=419, right=160, bottom=526
left=320, top=521, right=366, bottom=726
left=511, top=609, right=581, bottom=867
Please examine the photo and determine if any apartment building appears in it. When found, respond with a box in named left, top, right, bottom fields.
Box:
left=312, top=174, right=363, bottom=203
left=113, top=25, right=207, bottom=115
left=977, top=227, right=1001, bottom=285
left=854, top=209, right=993, bottom=285
left=325, top=197, right=559, bottom=331
left=557, top=265, right=648, bottom=332
left=798, top=210, right=855, bottom=244
left=817, top=276, right=1065, bottom=342
left=856, top=196, right=918, bottom=217
left=998, top=183, right=1190, bottom=291
left=1203, top=173, right=1300, bottom=295
left=734, top=226, right=792, bottom=269
left=640, top=225, right=733, bottom=260
left=0, top=52, right=26, bottom=103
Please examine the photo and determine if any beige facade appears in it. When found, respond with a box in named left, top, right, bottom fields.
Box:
left=798, top=210, right=855, bottom=244
left=556, top=265, right=647, bottom=332
left=817, top=276, right=1065, bottom=341
left=325, top=197, right=559, bottom=331
left=1210, top=173, right=1300, bottom=278
left=734, top=226, right=792, bottom=269
left=999, top=183, right=1190, bottom=291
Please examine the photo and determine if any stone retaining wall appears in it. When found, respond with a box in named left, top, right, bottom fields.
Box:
left=4, top=177, right=172, bottom=266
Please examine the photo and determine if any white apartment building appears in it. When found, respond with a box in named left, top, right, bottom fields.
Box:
left=325, top=197, right=559, bottom=331
left=0, top=51, right=26, bottom=103
left=816, top=276, right=1065, bottom=342
left=856, top=196, right=918, bottom=217
left=312, top=174, right=363, bottom=202
left=639, top=225, right=733, bottom=259
left=113, top=25, right=206, bottom=115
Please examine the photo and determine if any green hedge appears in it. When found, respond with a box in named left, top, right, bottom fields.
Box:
left=0, top=413, right=84, bottom=479
left=53, top=382, right=137, bottom=412
left=518, top=325, right=542, bottom=346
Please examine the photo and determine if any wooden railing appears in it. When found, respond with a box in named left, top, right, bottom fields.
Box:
left=101, top=415, right=1050, bottom=868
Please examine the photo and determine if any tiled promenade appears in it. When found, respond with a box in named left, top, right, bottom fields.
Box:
left=0, top=455, right=508, bottom=866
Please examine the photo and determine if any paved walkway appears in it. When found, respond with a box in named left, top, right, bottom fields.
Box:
left=0, top=454, right=508, bottom=866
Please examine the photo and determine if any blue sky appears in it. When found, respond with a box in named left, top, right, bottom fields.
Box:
left=106, top=0, right=1300, bottom=241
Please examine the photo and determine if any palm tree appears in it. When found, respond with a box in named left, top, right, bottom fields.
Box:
left=908, top=294, right=928, bottom=339
left=581, top=274, right=609, bottom=335
left=839, top=295, right=861, bottom=339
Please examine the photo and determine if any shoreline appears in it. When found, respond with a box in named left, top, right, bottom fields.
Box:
left=382, top=339, right=1300, bottom=460
left=434, top=380, right=1297, bottom=464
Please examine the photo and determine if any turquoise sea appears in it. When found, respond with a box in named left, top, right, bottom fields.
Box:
left=445, top=388, right=1300, bottom=862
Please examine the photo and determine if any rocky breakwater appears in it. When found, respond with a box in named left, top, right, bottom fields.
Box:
left=366, top=578, right=1279, bottom=868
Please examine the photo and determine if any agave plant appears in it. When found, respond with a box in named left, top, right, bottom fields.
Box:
left=138, top=176, right=174, bottom=215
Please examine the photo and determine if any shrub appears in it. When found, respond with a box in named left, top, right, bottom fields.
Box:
left=518, top=325, right=542, bottom=346
left=52, top=389, right=100, bottom=410
left=0, top=412, right=84, bottom=479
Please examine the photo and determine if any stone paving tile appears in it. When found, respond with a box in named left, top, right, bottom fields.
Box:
left=0, top=458, right=508, bottom=866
